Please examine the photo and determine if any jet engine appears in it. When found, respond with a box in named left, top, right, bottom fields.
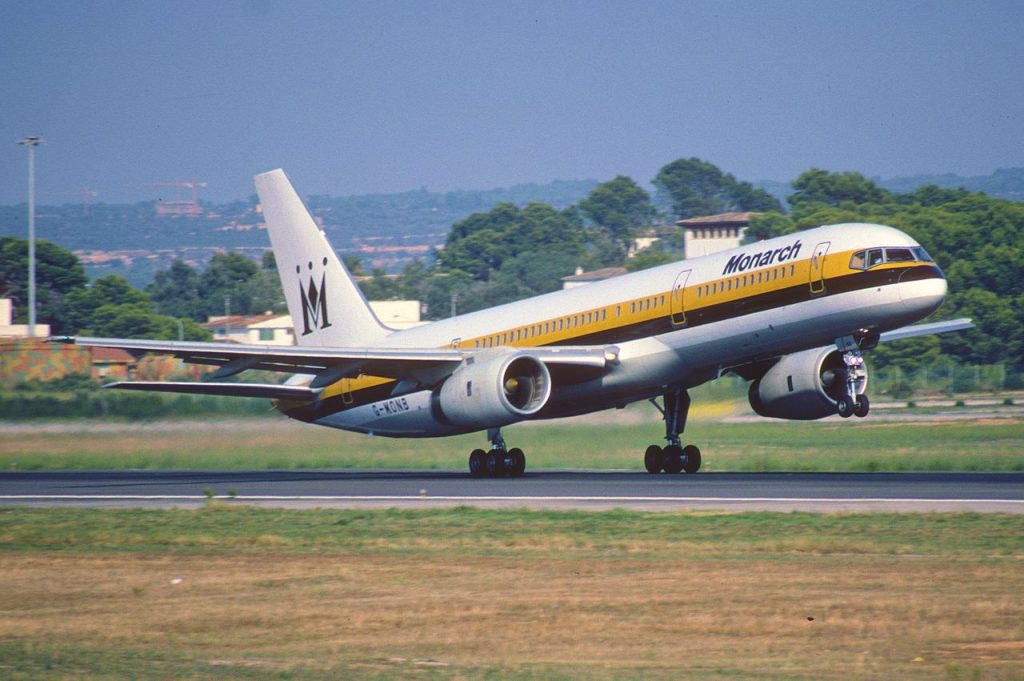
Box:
left=748, top=347, right=866, bottom=420
left=437, top=350, right=552, bottom=428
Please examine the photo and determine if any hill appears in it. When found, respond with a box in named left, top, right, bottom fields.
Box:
left=0, top=180, right=597, bottom=286
left=3, top=166, right=1023, bottom=287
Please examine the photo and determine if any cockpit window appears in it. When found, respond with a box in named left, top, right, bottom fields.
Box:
left=850, top=246, right=933, bottom=271
left=912, top=246, right=934, bottom=262
left=885, top=247, right=915, bottom=263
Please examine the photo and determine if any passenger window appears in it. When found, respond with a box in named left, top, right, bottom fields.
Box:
left=885, top=247, right=914, bottom=263
left=850, top=251, right=866, bottom=270
left=866, top=249, right=884, bottom=268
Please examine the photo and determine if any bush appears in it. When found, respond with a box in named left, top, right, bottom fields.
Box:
left=889, top=379, right=915, bottom=400
left=0, top=388, right=268, bottom=420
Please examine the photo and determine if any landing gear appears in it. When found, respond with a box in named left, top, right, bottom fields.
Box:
left=854, top=394, right=870, bottom=418
left=835, top=336, right=871, bottom=419
left=644, top=388, right=702, bottom=474
left=467, top=429, right=526, bottom=478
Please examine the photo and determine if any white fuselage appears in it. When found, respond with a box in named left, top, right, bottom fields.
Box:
left=301, top=223, right=946, bottom=436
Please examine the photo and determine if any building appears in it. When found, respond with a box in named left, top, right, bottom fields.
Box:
left=676, top=212, right=762, bottom=258
left=0, top=298, right=51, bottom=338
left=560, top=267, right=628, bottom=290
left=370, top=300, right=425, bottom=330
left=204, top=313, right=296, bottom=345
left=202, top=301, right=426, bottom=344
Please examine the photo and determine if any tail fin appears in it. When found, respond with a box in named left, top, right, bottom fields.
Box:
left=254, top=169, right=389, bottom=347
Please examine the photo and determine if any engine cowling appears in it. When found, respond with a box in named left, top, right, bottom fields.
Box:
left=437, top=350, right=552, bottom=428
left=748, top=347, right=867, bottom=420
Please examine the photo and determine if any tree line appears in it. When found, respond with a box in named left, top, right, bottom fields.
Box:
left=2, top=156, right=1021, bottom=374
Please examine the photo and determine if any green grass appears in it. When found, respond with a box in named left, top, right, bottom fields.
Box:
left=2, top=411, right=1022, bottom=472
left=1, top=506, right=1021, bottom=558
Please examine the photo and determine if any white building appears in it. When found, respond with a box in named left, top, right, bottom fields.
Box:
left=203, top=300, right=425, bottom=345
left=0, top=298, right=50, bottom=338
left=676, top=212, right=762, bottom=259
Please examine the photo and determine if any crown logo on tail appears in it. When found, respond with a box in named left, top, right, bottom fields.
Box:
left=297, top=260, right=332, bottom=336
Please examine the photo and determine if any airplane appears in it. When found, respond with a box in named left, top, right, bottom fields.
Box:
left=53, top=169, right=972, bottom=477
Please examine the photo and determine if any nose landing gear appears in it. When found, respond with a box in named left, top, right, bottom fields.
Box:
left=644, top=388, right=702, bottom=474
left=469, top=428, right=525, bottom=478
left=835, top=335, right=870, bottom=419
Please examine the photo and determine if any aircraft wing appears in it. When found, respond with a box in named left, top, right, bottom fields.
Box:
left=103, top=381, right=320, bottom=400
left=51, top=336, right=616, bottom=389
left=878, top=317, right=974, bottom=342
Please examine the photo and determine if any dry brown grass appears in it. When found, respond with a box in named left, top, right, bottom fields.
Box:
left=2, top=545, right=1022, bottom=679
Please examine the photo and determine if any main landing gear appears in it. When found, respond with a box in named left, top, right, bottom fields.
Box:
left=835, top=336, right=870, bottom=419
left=468, top=428, right=526, bottom=478
left=644, top=388, right=702, bottom=474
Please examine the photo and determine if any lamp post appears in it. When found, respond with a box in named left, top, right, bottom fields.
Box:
left=17, top=136, right=42, bottom=337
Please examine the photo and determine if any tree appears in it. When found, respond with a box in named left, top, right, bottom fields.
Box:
left=198, top=252, right=260, bottom=317
left=84, top=302, right=210, bottom=340
left=0, top=237, right=87, bottom=333
left=577, top=176, right=656, bottom=246
left=147, top=260, right=203, bottom=320
left=939, top=288, right=1022, bottom=365
left=788, top=169, right=891, bottom=210
left=64, top=274, right=149, bottom=333
left=625, top=243, right=675, bottom=272
left=342, top=255, right=367, bottom=276
left=653, top=158, right=782, bottom=220
left=437, top=202, right=584, bottom=280
left=741, top=212, right=798, bottom=243
left=359, top=268, right=402, bottom=301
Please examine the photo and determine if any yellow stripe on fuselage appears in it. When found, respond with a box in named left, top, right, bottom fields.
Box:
left=316, top=247, right=888, bottom=405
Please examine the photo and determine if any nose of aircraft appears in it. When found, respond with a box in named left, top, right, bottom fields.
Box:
left=898, top=266, right=947, bottom=317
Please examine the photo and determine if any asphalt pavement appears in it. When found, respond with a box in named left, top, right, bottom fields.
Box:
left=1, top=470, right=1022, bottom=512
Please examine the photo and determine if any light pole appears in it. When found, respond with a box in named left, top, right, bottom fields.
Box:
left=17, top=136, right=42, bottom=337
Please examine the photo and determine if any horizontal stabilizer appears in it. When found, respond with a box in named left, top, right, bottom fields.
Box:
left=103, top=381, right=319, bottom=400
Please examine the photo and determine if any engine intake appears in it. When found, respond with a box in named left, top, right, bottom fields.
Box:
left=437, top=350, right=552, bottom=428
left=748, top=347, right=867, bottom=420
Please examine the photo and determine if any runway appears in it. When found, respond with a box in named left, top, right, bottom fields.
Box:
left=1, top=470, right=1022, bottom=512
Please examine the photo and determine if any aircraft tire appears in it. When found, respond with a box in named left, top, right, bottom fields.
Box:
left=682, top=444, right=702, bottom=474
left=854, top=394, right=870, bottom=418
left=469, top=449, right=487, bottom=477
left=508, top=448, right=526, bottom=477
left=644, top=445, right=663, bottom=473
left=485, top=449, right=504, bottom=477
left=837, top=395, right=855, bottom=418
left=662, top=445, right=684, bottom=474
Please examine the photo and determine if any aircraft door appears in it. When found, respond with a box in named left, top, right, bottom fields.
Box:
left=670, top=269, right=692, bottom=326
left=340, top=378, right=354, bottom=405
left=809, top=242, right=830, bottom=295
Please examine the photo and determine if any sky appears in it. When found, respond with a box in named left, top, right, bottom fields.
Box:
left=1, top=0, right=1022, bottom=205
